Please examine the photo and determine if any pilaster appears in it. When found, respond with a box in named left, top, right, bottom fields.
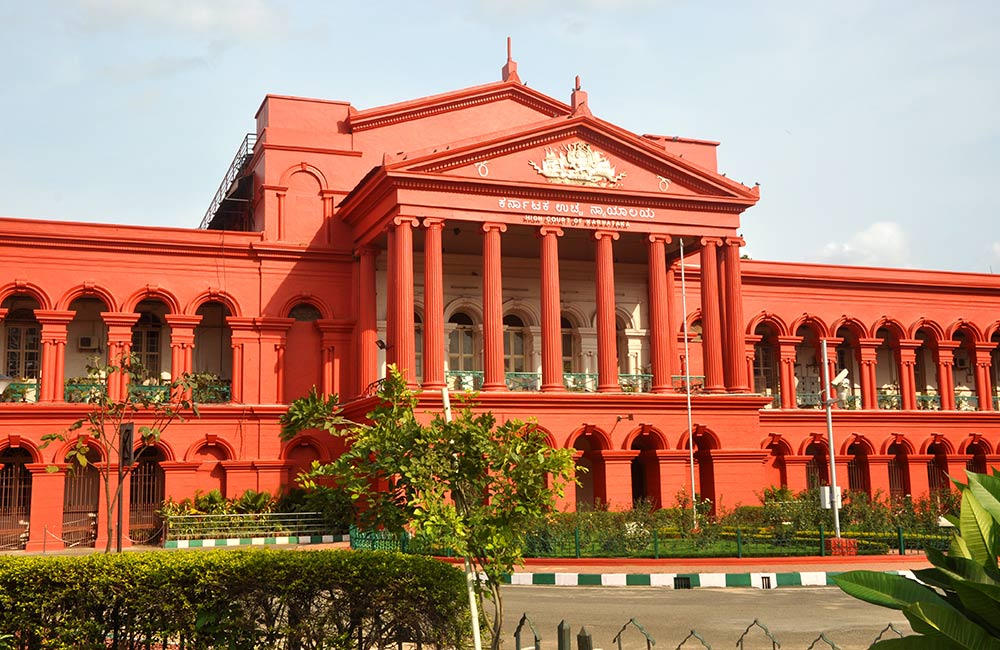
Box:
left=226, top=317, right=257, bottom=403
left=257, top=317, right=294, bottom=404
left=357, top=246, right=380, bottom=393
left=101, top=312, right=140, bottom=401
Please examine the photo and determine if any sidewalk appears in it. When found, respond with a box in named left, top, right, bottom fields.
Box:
left=497, top=553, right=931, bottom=589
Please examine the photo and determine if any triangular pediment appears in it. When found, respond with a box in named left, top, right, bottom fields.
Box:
left=384, top=117, right=757, bottom=202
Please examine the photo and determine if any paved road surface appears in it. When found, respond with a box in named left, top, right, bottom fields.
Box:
left=500, top=585, right=910, bottom=650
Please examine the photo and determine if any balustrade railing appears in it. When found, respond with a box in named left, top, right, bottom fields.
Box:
left=505, top=372, right=540, bottom=391
left=0, top=381, right=38, bottom=403
left=619, top=373, right=652, bottom=392
left=446, top=370, right=483, bottom=391
left=877, top=389, right=902, bottom=410
left=563, top=373, right=597, bottom=392
left=64, top=381, right=106, bottom=403
left=955, top=394, right=979, bottom=411
left=840, top=395, right=861, bottom=410
left=194, top=381, right=232, bottom=404
left=917, top=393, right=942, bottom=410
left=795, top=391, right=822, bottom=409
left=128, top=384, right=170, bottom=402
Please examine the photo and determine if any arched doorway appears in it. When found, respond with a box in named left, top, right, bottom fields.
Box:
left=926, top=441, right=951, bottom=494
left=573, top=429, right=607, bottom=510
left=966, top=440, right=988, bottom=475
left=629, top=428, right=664, bottom=507
left=753, top=323, right=780, bottom=407
left=805, top=440, right=829, bottom=489
left=129, top=447, right=165, bottom=545
left=285, top=302, right=323, bottom=401
left=847, top=440, right=871, bottom=495
left=194, top=301, right=233, bottom=403
left=887, top=441, right=911, bottom=498
left=63, top=450, right=100, bottom=548
left=0, top=448, right=32, bottom=550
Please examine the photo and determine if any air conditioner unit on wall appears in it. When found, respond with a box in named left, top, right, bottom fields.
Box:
left=78, top=336, right=99, bottom=351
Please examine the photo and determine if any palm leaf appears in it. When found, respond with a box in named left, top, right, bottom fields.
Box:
left=903, top=600, right=1000, bottom=650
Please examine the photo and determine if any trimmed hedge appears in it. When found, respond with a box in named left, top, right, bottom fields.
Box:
left=0, top=549, right=470, bottom=650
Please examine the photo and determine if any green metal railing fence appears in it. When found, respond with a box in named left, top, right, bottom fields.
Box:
left=164, top=512, right=327, bottom=541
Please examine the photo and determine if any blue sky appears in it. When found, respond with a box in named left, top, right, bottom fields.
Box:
left=2, top=1, right=997, bottom=273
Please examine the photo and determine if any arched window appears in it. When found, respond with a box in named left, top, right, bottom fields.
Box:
left=753, top=323, right=780, bottom=405
left=967, top=441, right=988, bottom=475
left=847, top=441, right=871, bottom=495
left=289, top=303, right=322, bottom=322
left=805, top=441, right=829, bottom=488
left=448, top=312, right=475, bottom=372
left=4, top=307, right=40, bottom=380
left=927, top=442, right=950, bottom=493
left=131, top=312, right=163, bottom=379
left=503, top=314, right=528, bottom=373
left=615, top=316, right=628, bottom=375
left=63, top=450, right=100, bottom=548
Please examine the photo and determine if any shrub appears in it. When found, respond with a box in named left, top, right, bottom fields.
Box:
left=0, top=549, right=469, bottom=649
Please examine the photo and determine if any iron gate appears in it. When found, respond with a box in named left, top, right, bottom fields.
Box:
left=129, top=447, right=165, bottom=545
left=62, top=456, right=99, bottom=548
left=0, top=448, right=31, bottom=550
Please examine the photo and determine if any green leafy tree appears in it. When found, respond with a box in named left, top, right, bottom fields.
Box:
left=280, top=368, right=577, bottom=650
left=834, top=471, right=1000, bottom=649
left=43, top=354, right=206, bottom=552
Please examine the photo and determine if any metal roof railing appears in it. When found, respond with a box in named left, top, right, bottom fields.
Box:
left=199, top=132, right=257, bottom=229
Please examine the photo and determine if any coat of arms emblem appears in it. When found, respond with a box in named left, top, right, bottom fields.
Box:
left=528, top=142, right=626, bottom=188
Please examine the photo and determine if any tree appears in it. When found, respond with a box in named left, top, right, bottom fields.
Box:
left=42, top=354, right=207, bottom=553
left=280, top=368, right=578, bottom=650
left=834, top=470, right=1000, bottom=649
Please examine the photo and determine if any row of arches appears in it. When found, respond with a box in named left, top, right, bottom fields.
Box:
left=0, top=432, right=339, bottom=550
left=751, top=314, right=1000, bottom=411
left=1, top=290, right=334, bottom=404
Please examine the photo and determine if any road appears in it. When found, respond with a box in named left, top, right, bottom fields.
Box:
left=500, top=585, right=910, bottom=650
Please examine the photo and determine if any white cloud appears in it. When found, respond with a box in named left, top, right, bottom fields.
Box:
left=61, top=0, right=296, bottom=43
left=818, top=221, right=911, bottom=268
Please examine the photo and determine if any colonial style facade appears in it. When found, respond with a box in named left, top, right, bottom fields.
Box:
left=2, top=54, right=999, bottom=550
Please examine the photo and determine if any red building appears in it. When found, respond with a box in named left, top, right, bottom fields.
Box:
left=2, top=54, right=999, bottom=550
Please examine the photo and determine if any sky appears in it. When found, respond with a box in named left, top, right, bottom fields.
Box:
left=1, top=1, right=998, bottom=273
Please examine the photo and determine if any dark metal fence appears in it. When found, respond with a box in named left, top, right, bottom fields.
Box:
left=513, top=614, right=907, bottom=650
left=164, top=511, right=328, bottom=541
left=352, top=524, right=950, bottom=559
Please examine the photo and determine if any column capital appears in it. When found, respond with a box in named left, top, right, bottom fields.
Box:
left=356, top=244, right=381, bottom=258
left=423, top=217, right=446, bottom=229
left=164, top=314, right=203, bottom=330
left=821, top=336, right=844, bottom=347
left=482, top=222, right=508, bottom=234
left=593, top=229, right=619, bottom=241
left=226, top=316, right=258, bottom=333
left=700, top=236, right=723, bottom=247
left=723, top=236, right=746, bottom=248
left=897, top=338, right=923, bottom=351
left=392, top=215, right=420, bottom=228
left=537, top=226, right=564, bottom=238
left=33, top=310, right=75, bottom=325
left=0, top=308, right=7, bottom=322
left=647, top=233, right=672, bottom=245
left=936, top=340, right=961, bottom=352
left=100, top=311, right=140, bottom=328
left=255, top=317, right=295, bottom=334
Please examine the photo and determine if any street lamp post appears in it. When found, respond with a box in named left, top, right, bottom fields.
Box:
left=821, top=338, right=848, bottom=539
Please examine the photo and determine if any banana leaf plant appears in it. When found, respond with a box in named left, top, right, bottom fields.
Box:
left=834, top=470, right=1000, bottom=649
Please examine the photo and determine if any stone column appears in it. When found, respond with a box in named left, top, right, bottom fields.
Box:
left=777, top=336, right=801, bottom=409
left=392, top=217, right=419, bottom=387
left=385, top=226, right=397, bottom=368
left=101, top=312, right=140, bottom=402
left=822, top=337, right=843, bottom=405
left=357, top=246, right=380, bottom=392
left=481, top=222, right=507, bottom=391
left=34, top=310, right=74, bottom=402
left=935, top=342, right=958, bottom=410
left=647, top=235, right=672, bottom=393
left=226, top=317, right=257, bottom=403
left=594, top=230, right=620, bottom=393
left=165, top=315, right=201, bottom=399
left=665, top=261, right=680, bottom=378
left=721, top=237, right=749, bottom=392
left=699, top=238, right=725, bottom=393
left=974, top=343, right=997, bottom=411
left=539, top=226, right=565, bottom=392
left=897, top=339, right=921, bottom=411
left=422, top=219, right=446, bottom=389
left=858, top=339, right=881, bottom=410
